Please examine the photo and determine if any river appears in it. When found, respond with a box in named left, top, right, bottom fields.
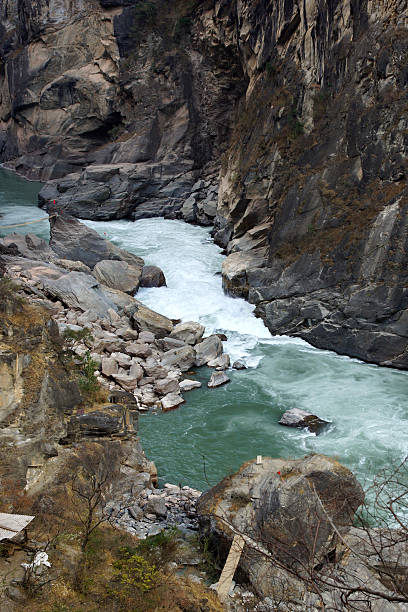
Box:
left=1, top=167, right=407, bottom=495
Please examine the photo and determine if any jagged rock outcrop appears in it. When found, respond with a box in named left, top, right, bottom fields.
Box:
left=208, top=0, right=408, bottom=368
left=2, top=1, right=408, bottom=366
left=0, top=0, right=245, bottom=222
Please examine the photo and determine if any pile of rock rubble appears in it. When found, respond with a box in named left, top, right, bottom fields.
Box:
left=0, top=213, right=245, bottom=412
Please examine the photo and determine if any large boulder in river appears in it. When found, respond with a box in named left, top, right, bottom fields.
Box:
left=49, top=214, right=144, bottom=270
left=197, top=455, right=364, bottom=597
left=194, top=335, right=223, bottom=366
left=93, top=260, right=142, bottom=294
left=170, top=321, right=205, bottom=345
left=279, top=408, right=329, bottom=434
left=140, top=265, right=166, bottom=288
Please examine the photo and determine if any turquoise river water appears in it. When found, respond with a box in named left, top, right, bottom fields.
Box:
left=1, top=167, right=407, bottom=495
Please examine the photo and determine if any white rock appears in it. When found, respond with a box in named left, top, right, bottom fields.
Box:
left=180, top=379, right=202, bottom=392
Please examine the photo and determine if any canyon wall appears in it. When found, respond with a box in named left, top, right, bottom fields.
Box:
left=2, top=0, right=408, bottom=366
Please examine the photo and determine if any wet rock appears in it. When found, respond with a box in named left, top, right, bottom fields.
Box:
left=279, top=408, right=329, bottom=434
left=194, top=335, right=223, bottom=366
left=161, top=345, right=196, bottom=372
left=207, top=353, right=230, bottom=370
left=140, top=265, right=166, bottom=288
left=207, top=371, right=230, bottom=388
left=170, top=321, right=205, bottom=345
left=161, top=393, right=185, bottom=412
left=179, top=379, right=202, bottom=392
left=232, top=360, right=247, bottom=370
left=93, top=260, right=142, bottom=294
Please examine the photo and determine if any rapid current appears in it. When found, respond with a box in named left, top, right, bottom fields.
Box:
left=1, top=167, right=407, bottom=494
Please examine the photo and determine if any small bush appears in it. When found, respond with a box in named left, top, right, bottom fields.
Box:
left=133, top=527, right=179, bottom=568
left=0, top=276, right=25, bottom=312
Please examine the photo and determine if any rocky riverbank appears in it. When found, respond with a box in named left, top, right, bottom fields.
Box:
left=0, top=213, right=235, bottom=412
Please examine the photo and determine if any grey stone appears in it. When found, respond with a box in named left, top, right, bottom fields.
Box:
left=232, top=360, right=247, bottom=370
left=161, top=393, right=185, bottom=412
left=155, top=377, right=180, bottom=395
left=140, top=265, right=166, bottom=288
left=161, top=345, right=196, bottom=372
left=170, top=321, right=205, bottom=345
left=49, top=215, right=144, bottom=270
left=207, top=371, right=230, bottom=388
left=179, top=379, right=202, bottom=392
left=194, top=335, right=223, bottom=366
left=93, top=260, right=142, bottom=294
left=279, top=408, right=330, bottom=434
left=207, top=353, right=230, bottom=370
left=145, top=495, right=167, bottom=518
left=132, top=303, right=173, bottom=338
left=101, top=357, right=119, bottom=377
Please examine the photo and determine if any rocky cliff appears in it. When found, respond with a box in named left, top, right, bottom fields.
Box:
left=2, top=0, right=408, bottom=367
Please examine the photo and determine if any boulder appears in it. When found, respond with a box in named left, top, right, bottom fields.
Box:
left=126, top=342, right=152, bottom=358
left=197, top=455, right=365, bottom=598
left=207, top=353, right=230, bottom=370
left=207, top=371, right=230, bottom=388
left=144, top=495, right=167, bottom=518
left=179, top=379, right=202, bottom=392
left=161, top=345, right=196, bottom=372
left=279, top=408, right=329, bottom=434
left=110, top=352, right=132, bottom=368
left=93, top=260, right=142, bottom=294
left=43, top=271, right=118, bottom=317
left=112, top=372, right=140, bottom=391
left=161, top=337, right=186, bottom=351
left=138, top=331, right=155, bottom=343
left=101, top=357, right=119, bottom=377
left=49, top=214, right=144, bottom=270
left=194, top=335, right=223, bottom=366
left=170, top=321, right=205, bottom=345
left=161, top=392, right=185, bottom=412
left=132, top=303, right=173, bottom=338
left=155, top=378, right=180, bottom=395
left=142, top=358, right=169, bottom=379
left=232, top=360, right=247, bottom=370
left=140, top=265, right=167, bottom=288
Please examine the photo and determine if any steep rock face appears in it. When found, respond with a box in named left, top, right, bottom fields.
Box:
left=207, top=0, right=408, bottom=368
left=0, top=294, right=80, bottom=488
left=0, top=0, right=245, bottom=221
left=0, top=0, right=121, bottom=180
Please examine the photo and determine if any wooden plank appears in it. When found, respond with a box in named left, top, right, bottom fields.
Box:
left=216, top=534, right=245, bottom=602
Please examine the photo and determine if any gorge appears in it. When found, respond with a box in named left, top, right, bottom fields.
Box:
left=1, top=0, right=408, bottom=609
